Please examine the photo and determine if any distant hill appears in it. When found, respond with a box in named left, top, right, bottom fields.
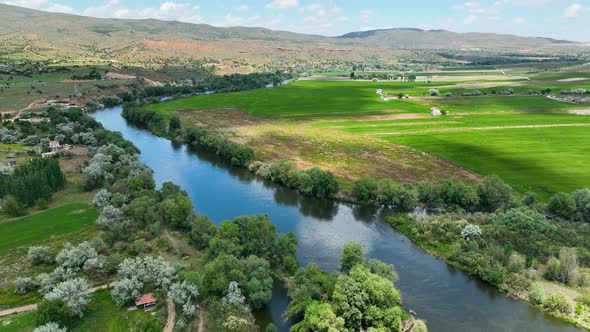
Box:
left=336, top=28, right=576, bottom=49
left=0, top=4, right=584, bottom=71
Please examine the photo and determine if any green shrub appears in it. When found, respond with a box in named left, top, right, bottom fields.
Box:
left=529, top=283, right=545, bottom=305
left=543, top=294, right=573, bottom=315
left=576, top=293, right=590, bottom=306
left=507, top=253, right=526, bottom=273
left=36, top=198, right=49, bottom=210
left=353, top=177, right=378, bottom=203
left=547, top=192, right=576, bottom=221
left=547, top=257, right=561, bottom=281
left=478, top=264, right=505, bottom=286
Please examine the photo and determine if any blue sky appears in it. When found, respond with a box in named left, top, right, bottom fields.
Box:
left=3, top=0, right=590, bottom=41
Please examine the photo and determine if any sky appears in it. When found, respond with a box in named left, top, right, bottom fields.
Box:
left=3, top=0, right=590, bottom=41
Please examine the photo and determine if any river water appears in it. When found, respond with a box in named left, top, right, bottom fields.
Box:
left=93, top=106, right=580, bottom=332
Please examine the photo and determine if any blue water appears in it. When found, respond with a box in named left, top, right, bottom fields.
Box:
left=93, top=106, right=580, bottom=332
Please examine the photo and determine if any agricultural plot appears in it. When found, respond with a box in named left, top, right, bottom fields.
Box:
left=0, top=203, right=97, bottom=252
left=153, top=76, right=590, bottom=198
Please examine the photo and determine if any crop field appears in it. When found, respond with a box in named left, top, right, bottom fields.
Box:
left=152, top=73, right=590, bottom=198
left=0, top=203, right=97, bottom=252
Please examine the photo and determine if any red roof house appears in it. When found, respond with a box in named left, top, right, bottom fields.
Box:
left=135, top=293, right=157, bottom=311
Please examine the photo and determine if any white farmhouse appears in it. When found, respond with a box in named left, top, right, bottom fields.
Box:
left=430, top=107, right=442, bottom=116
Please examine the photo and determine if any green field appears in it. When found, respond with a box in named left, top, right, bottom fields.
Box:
left=152, top=78, right=590, bottom=198
left=0, top=203, right=97, bottom=252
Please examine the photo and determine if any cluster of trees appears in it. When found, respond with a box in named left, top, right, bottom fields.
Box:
left=71, top=69, right=101, bottom=80
left=0, top=158, right=65, bottom=214
left=83, top=143, right=152, bottom=190
left=287, top=243, right=424, bottom=332
left=121, top=106, right=166, bottom=133
left=139, top=72, right=292, bottom=97
left=548, top=189, right=590, bottom=223
left=250, top=160, right=339, bottom=198
left=184, top=127, right=255, bottom=166
left=353, top=176, right=512, bottom=213
left=393, top=202, right=590, bottom=319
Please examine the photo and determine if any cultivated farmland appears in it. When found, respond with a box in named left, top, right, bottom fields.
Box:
left=150, top=72, right=590, bottom=198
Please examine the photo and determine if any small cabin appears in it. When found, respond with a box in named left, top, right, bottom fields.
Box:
left=135, top=293, right=157, bottom=311
left=49, top=141, right=60, bottom=150
left=430, top=107, right=442, bottom=116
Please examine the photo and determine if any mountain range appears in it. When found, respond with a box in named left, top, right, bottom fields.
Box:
left=0, top=4, right=586, bottom=71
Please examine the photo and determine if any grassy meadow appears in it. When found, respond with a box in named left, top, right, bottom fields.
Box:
left=150, top=72, right=590, bottom=198
left=0, top=203, right=97, bottom=253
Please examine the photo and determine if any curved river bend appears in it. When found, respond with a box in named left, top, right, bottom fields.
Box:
left=93, top=106, right=579, bottom=332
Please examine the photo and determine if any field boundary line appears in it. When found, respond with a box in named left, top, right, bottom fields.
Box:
left=372, top=123, right=590, bottom=135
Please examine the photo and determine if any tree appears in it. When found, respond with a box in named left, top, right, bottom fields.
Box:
left=222, top=281, right=247, bottom=307
left=112, top=276, right=143, bottom=307
left=341, top=242, right=364, bottom=274
left=189, top=215, right=217, bottom=249
left=169, top=281, right=199, bottom=319
left=33, top=322, right=67, bottom=332
left=168, top=115, right=181, bottom=132
left=574, top=189, right=590, bottom=223
left=92, top=189, right=112, bottom=210
left=2, top=195, right=24, bottom=216
left=28, top=245, right=53, bottom=265
left=547, top=257, right=561, bottom=281
left=203, top=255, right=245, bottom=297
left=36, top=299, right=71, bottom=326
left=492, top=207, right=553, bottom=232
left=477, top=176, right=512, bottom=212
left=461, top=224, right=482, bottom=240
left=353, top=178, right=378, bottom=203
left=559, top=248, right=578, bottom=284
left=298, top=167, right=339, bottom=198
left=44, top=278, right=91, bottom=317
left=242, top=255, right=273, bottom=309
left=55, top=242, right=100, bottom=273
left=548, top=192, right=576, bottom=221
left=287, top=264, right=338, bottom=319
left=291, top=301, right=346, bottom=332
left=15, top=277, right=37, bottom=294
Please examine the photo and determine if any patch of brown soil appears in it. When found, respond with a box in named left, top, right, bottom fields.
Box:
left=139, top=39, right=215, bottom=52
left=176, top=108, right=269, bottom=131
left=59, top=147, right=88, bottom=173
left=558, top=78, right=589, bottom=82
left=568, top=109, right=590, bottom=115
left=105, top=72, right=136, bottom=80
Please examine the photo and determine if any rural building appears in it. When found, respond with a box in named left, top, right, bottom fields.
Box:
left=49, top=141, right=60, bottom=150
left=8, top=161, right=17, bottom=167
left=135, top=293, right=157, bottom=311
left=430, top=107, right=442, bottom=116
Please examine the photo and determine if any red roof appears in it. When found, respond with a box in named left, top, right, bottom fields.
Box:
left=135, top=293, right=157, bottom=306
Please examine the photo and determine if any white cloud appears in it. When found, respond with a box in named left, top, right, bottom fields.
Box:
left=564, top=3, right=589, bottom=17
left=463, top=14, right=478, bottom=24
left=266, top=0, right=298, bottom=10
left=512, top=17, right=527, bottom=24
left=82, top=1, right=202, bottom=23
left=360, top=10, right=374, bottom=24
left=235, top=4, right=248, bottom=12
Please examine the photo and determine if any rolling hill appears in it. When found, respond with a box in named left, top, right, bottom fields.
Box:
left=0, top=4, right=586, bottom=71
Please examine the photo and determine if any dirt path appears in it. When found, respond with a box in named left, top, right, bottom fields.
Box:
left=374, top=123, right=590, bottom=135
left=7, top=99, right=45, bottom=121
left=198, top=306, right=206, bottom=332
left=163, top=298, right=176, bottom=332
left=0, top=304, right=37, bottom=317
left=164, top=229, right=178, bottom=248
left=0, top=283, right=112, bottom=317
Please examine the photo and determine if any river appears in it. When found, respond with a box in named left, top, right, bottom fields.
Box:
left=93, top=105, right=580, bottom=332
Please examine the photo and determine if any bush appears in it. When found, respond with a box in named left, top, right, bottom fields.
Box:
left=14, top=277, right=38, bottom=294
left=507, top=253, right=526, bottom=273
left=529, top=283, right=545, bottom=305
left=543, top=294, right=573, bottom=315
left=33, top=322, right=67, bottom=332
left=477, top=175, right=512, bottom=212
left=36, top=299, right=71, bottom=327
left=460, top=224, right=481, bottom=240
left=298, top=167, right=339, bottom=198
left=559, top=248, right=578, bottom=284
left=2, top=195, right=24, bottom=216
left=547, top=257, right=561, bottom=281
left=352, top=177, right=378, bottom=203
left=28, top=245, right=53, bottom=265
left=547, top=192, right=576, bottom=221
left=36, top=198, right=49, bottom=210
left=478, top=264, right=505, bottom=286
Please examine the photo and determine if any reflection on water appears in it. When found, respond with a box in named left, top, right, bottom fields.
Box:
left=93, top=106, right=580, bottom=332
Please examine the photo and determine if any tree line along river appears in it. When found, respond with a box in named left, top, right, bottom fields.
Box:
left=93, top=105, right=581, bottom=332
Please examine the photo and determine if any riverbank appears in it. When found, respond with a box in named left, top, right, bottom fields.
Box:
left=388, top=214, right=590, bottom=331
left=95, top=105, right=583, bottom=331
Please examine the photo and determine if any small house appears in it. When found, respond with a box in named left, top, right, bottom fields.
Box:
left=135, top=293, right=157, bottom=311
left=49, top=141, right=60, bottom=150
left=430, top=107, right=442, bottom=116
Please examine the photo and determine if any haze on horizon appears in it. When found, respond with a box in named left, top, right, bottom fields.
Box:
left=2, top=0, right=589, bottom=42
